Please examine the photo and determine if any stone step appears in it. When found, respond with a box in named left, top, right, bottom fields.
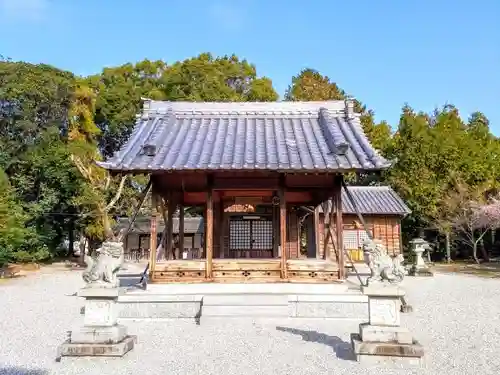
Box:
left=202, top=305, right=289, bottom=317
left=143, top=283, right=349, bottom=295
left=202, top=293, right=289, bottom=306
left=116, top=289, right=368, bottom=320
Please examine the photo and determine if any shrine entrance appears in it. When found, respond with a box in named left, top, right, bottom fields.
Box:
left=228, top=214, right=274, bottom=259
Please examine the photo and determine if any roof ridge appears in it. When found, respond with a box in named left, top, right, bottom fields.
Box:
left=141, top=99, right=359, bottom=115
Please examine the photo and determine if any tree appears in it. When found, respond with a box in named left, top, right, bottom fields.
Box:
left=388, top=107, right=440, bottom=224
left=68, top=81, right=127, bottom=241
left=0, top=61, right=83, bottom=261
left=445, top=182, right=500, bottom=263
left=87, top=59, right=168, bottom=157
left=161, top=53, right=278, bottom=102
left=285, top=68, right=392, bottom=156
left=285, top=69, right=345, bottom=101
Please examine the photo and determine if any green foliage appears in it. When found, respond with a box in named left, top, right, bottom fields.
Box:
left=285, top=68, right=392, bottom=154
left=0, top=168, right=49, bottom=266
left=161, top=53, right=278, bottom=103
left=87, top=59, right=167, bottom=157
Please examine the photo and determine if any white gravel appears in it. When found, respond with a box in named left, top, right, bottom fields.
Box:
left=1, top=268, right=500, bottom=375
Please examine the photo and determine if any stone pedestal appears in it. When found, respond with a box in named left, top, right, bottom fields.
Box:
left=409, top=238, right=434, bottom=276
left=57, top=288, right=135, bottom=360
left=351, top=285, right=424, bottom=366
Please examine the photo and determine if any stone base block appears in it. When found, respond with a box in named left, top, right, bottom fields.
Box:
left=356, top=353, right=424, bottom=367
left=359, top=323, right=412, bottom=344
left=409, top=267, right=434, bottom=277
left=70, top=324, right=127, bottom=344
left=57, top=335, right=135, bottom=359
left=351, top=333, right=424, bottom=367
left=361, top=285, right=406, bottom=297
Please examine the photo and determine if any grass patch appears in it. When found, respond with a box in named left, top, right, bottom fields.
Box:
left=433, top=262, right=500, bottom=278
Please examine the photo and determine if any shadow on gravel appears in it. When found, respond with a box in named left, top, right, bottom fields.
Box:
left=276, top=326, right=355, bottom=361
left=0, top=367, right=48, bottom=375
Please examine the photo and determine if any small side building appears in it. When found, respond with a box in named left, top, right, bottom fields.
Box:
left=118, top=217, right=204, bottom=260
left=317, top=186, right=410, bottom=260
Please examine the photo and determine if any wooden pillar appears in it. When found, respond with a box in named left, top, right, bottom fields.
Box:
left=326, top=198, right=336, bottom=262
left=206, top=178, right=214, bottom=279
left=158, top=198, right=168, bottom=260
left=322, top=201, right=331, bottom=260
left=149, top=194, right=158, bottom=281
left=179, top=203, right=184, bottom=259
left=314, top=205, right=320, bottom=259
left=279, top=177, right=287, bottom=279
left=166, top=193, right=175, bottom=260
left=272, top=202, right=279, bottom=258
left=334, top=175, right=344, bottom=279
left=219, top=201, right=225, bottom=259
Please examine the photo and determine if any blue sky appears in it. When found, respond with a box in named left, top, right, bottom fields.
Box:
left=0, top=0, right=498, bottom=133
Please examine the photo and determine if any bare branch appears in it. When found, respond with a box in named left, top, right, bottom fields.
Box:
left=105, top=174, right=111, bottom=190
left=104, top=175, right=127, bottom=212
left=70, top=154, right=90, bottom=180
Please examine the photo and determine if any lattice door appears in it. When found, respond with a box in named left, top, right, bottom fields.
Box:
left=229, top=220, right=251, bottom=251
left=343, top=229, right=372, bottom=250
left=229, top=217, right=273, bottom=258
left=251, top=220, right=273, bottom=250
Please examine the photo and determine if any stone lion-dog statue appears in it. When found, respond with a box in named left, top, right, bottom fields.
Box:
left=362, top=239, right=405, bottom=285
left=82, top=241, right=124, bottom=288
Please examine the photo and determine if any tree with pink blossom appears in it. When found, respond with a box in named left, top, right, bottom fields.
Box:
left=445, top=183, right=500, bottom=264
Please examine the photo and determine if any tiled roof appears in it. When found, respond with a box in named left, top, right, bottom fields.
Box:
left=98, top=100, right=391, bottom=172
left=321, top=186, right=411, bottom=216
left=117, top=217, right=203, bottom=234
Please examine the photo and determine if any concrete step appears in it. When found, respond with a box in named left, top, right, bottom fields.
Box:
left=202, top=305, right=289, bottom=317
left=202, top=293, right=289, bottom=306
left=144, top=282, right=349, bottom=295
left=200, top=293, right=289, bottom=317
left=116, top=287, right=368, bottom=320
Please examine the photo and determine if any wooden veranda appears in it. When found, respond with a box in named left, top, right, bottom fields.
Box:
left=98, top=100, right=392, bottom=284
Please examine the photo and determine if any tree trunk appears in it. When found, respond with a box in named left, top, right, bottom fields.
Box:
left=68, top=219, right=75, bottom=257
left=101, top=208, right=114, bottom=241
left=480, top=237, right=490, bottom=262
left=472, top=242, right=480, bottom=264
left=79, top=230, right=87, bottom=266
left=445, top=232, right=451, bottom=263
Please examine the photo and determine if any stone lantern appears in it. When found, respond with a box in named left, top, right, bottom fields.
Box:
left=409, top=238, right=433, bottom=277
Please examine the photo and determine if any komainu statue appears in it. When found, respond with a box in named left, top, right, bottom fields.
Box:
left=82, top=241, right=124, bottom=288
left=362, top=239, right=405, bottom=285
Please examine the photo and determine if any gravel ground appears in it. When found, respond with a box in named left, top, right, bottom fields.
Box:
left=0, top=269, right=500, bottom=375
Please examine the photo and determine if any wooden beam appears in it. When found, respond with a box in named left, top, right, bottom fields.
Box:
left=213, top=177, right=279, bottom=190
left=279, top=176, right=287, bottom=279
left=314, top=205, right=320, bottom=259
left=179, top=204, right=184, bottom=259
left=206, top=177, right=214, bottom=279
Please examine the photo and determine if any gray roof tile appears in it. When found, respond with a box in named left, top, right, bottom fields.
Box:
left=321, top=186, right=411, bottom=216
left=99, top=100, right=391, bottom=172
